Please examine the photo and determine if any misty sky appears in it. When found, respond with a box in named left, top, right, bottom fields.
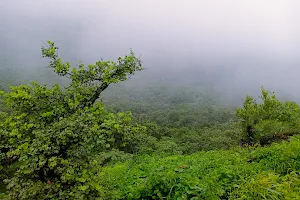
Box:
left=1, top=0, right=300, bottom=98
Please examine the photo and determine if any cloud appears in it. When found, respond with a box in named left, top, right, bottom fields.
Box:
left=1, top=0, right=300, bottom=100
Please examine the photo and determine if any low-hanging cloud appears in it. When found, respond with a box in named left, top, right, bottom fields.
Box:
left=1, top=0, right=300, bottom=101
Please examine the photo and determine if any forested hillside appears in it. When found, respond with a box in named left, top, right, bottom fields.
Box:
left=1, top=42, right=300, bottom=199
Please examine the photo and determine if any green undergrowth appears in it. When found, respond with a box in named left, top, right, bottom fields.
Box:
left=98, top=136, right=300, bottom=199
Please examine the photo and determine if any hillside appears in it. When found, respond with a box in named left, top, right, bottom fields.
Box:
left=1, top=42, right=300, bottom=199
left=98, top=136, right=300, bottom=199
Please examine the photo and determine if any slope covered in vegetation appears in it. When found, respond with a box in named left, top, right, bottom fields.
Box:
left=98, top=136, right=300, bottom=199
left=1, top=42, right=300, bottom=199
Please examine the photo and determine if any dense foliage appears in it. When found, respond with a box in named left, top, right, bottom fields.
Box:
left=0, top=41, right=144, bottom=199
left=237, top=87, right=300, bottom=145
left=1, top=42, right=300, bottom=199
left=98, top=136, right=300, bottom=199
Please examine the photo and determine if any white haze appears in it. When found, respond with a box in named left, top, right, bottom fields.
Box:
left=0, top=0, right=300, bottom=102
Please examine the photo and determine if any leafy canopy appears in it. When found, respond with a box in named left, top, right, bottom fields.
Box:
left=0, top=41, right=144, bottom=199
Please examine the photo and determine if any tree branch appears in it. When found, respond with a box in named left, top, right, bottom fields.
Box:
left=83, top=82, right=108, bottom=108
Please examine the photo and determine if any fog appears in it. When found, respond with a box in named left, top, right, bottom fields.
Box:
left=1, top=0, right=300, bottom=102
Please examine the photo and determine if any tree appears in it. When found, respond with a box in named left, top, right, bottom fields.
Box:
left=236, top=87, right=300, bottom=145
left=0, top=41, right=144, bottom=199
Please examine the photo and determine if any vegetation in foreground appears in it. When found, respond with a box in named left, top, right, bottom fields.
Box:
left=99, top=136, right=300, bottom=199
left=1, top=42, right=300, bottom=199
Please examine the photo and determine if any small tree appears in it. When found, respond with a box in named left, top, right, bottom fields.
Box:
left=0, top=41, right=144, bottom=199
left=236, top=87, right=300, bottom=145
